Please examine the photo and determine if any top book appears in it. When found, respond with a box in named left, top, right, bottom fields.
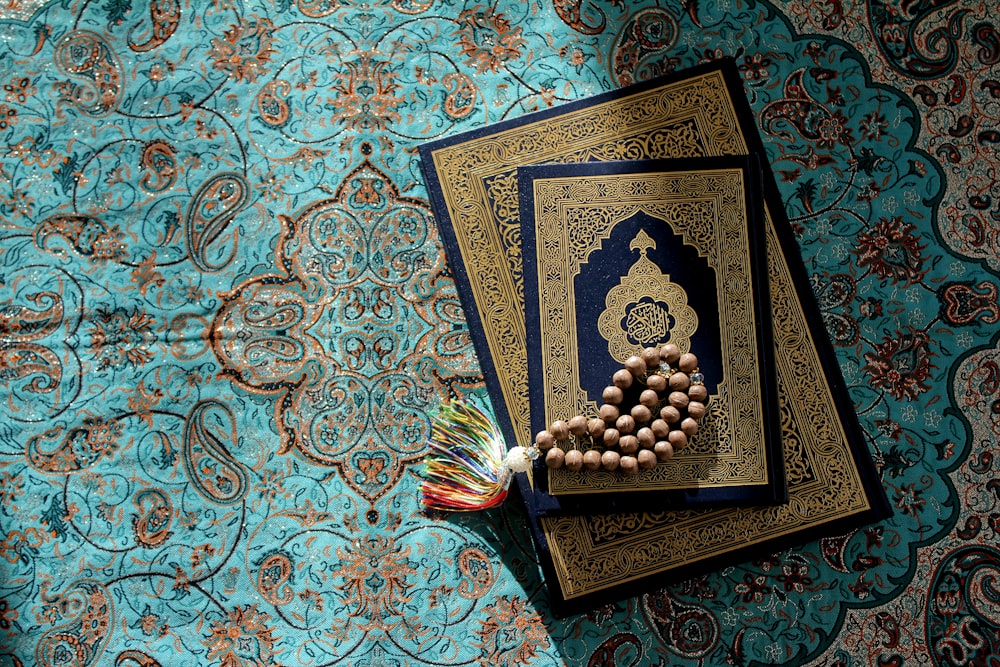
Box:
left=518, top=156, right=786, bottom=515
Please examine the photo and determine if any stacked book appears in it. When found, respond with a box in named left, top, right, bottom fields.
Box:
left=419, top=59, right=890, bottom=616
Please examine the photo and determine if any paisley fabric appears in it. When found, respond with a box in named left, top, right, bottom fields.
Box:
left=0, top=0, right=996, bottom=665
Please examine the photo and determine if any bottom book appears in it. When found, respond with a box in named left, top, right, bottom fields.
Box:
left=419, top=58, right=890, bottom=616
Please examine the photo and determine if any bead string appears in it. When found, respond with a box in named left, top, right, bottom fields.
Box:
left=532, top=343, right=707, bottom=476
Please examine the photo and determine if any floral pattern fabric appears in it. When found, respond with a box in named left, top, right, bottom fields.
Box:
left=0, top=0, right=997, bottom=665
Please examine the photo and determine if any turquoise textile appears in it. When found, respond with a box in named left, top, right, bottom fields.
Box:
left=0, top=1, right=997, bottom=665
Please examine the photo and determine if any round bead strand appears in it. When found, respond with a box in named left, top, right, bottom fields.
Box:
left=531, top=346, right=707, bottom=474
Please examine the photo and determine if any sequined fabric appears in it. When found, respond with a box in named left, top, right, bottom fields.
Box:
left=0, top=1, right=997, bottom=665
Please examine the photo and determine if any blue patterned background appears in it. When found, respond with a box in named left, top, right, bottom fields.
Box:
left=0, top=0, right=998, bottom=665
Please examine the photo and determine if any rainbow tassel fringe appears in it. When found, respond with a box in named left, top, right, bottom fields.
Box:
left=421, top=400, right=527, bottom=511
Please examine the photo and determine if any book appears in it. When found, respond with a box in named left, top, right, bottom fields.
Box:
left=520, top=156, right=786, bottom=513
left=419, top=58, right=891, bottom=616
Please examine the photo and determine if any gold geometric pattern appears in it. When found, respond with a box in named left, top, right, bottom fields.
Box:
left=527, top=167, right=770, bottom=494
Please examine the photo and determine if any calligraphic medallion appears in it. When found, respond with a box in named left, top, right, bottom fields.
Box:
left=598, top=229, right=698, bottom=362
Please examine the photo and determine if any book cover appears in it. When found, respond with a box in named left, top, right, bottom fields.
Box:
left=520, top=157, right=786, bottom=513
left=418, top=58, right=891, bottom=616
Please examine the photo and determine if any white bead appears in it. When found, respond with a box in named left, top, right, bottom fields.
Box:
left=506, top=446, right=533, bottom=473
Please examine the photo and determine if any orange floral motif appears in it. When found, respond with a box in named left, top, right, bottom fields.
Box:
left=87, top=307, right=157, bottom=371
left=329, top=52, right=403, bottom=132
left=474, top=596, right=550, bottom=667
left=147, top=60, right=174, bottom=81
left=0, top=596, right=17, bottom=630
left=332, top=535, right=417, bottom=633
left=79, top=590, right=110, bottom=646
left=0, top=103, right=18, bottom=130
left=1, top=188, right=35, bottom=217
left=91, top=226, right=127, bottom=260
left=209, top=17, right=277, bottom=83
left=189, top=543, right=216, bottom=568
left=139, top=611, right=167, bottom=637
left=203, top=604, right=280, bottom=667
left=126, top=380, right=164, bottom=427
left=7, top=137, right=59, bottom=168
left=1, top=527, right=49, bottom=563
left=0, top=471, right=22, bottom=508
left=83, top=416, right=122, bottom=453
left=4, top=76, right=36, bottom=103
left=131, top=253, right=166, bottom=297
left=455, top=6, right=526, bottom=74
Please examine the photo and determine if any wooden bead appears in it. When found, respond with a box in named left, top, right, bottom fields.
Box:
left=654, top=440, right=674, bottom=461
left=668, top=391, right=690, bottom=409
left=638, top=449, right=657, bottom=469
left=669, top=372, right=690, bottom=390
left=639, top=389, right=659, bottom=408
left=615, top=415, right=635, bottom=434
left=619, top=456, right=639, bottom=476
left=668, top=430, right=688, bottom=450
left=568, top=414, right=588, bottom=436
left=619, top=435, right=639, bottom=454
left=641, top=346, right=661, bottom=368
left=564, top=449, right=584, bottom=471
left=630, top=404, right=652, bottom=424
left=535, top=430, right=554, bottom=450
left=625, top=355, right=646, bottom=377
left=646, top=373, right=667, bottom=393
left=602, top=385, right=624, bottom=405
left=660, top=343, right=681, bottom=364
left=660, top=405, right=681, bottom=423
left=679, top=352, right=699, bottom=373
left=545, top=447, right=565, bottom=468
left=613, top=368, right=633, bottom=389
left=523, top=335, right=707, bottom=480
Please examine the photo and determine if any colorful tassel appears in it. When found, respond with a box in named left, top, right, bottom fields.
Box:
left=421, top=400, right=536, bottom=512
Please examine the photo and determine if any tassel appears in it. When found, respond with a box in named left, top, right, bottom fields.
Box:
left=421, top=400, right=536, bottom=512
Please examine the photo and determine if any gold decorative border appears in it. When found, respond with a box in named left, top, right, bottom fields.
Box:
left=529, top=169, right=769, bottom=493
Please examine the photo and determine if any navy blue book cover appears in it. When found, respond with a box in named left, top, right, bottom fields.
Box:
left=419, top=58, right=891, bottom=616
left=519, top=156, right=786, bottom=515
